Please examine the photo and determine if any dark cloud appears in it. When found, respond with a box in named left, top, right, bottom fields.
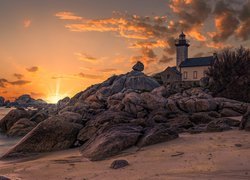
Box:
left=8, top=80, right=31, bottom=86
left=212, top=0, right=240, bottom=42
left=163, top=37, right=177, bottom=55
left=26, top=66, right=39, bottom=72
left=78, top=73, right=103, bottom=79
left=130, top=47, right=157, bottom=65
left=169, top=0, right=211, bottom=30
left=236, top=1, right=250, bottom=41
left=159, top=55, right=173, bottom=64
left=13, top=73, right=24, bottom=80
left=0, top=79, right=8, bottom=88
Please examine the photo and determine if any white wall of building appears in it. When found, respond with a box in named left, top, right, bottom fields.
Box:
left=180, top=66, right=209, bottom=81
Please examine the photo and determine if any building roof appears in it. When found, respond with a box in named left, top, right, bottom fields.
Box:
left=179, top=56, right=214, bottom=67
left=170, top=66, right=182, bottom=75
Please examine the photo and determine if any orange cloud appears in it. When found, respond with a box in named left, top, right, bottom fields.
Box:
left=78, top=73, right=103, bottom=79
left=26, top=66, right=39, bottom=72
left=13, top=73, right=24, bottom=80
left=55, top=11, right=82, bottom=20
left=74, top=52, right=98, bottom=62
left=187, top=29, right=207, bottom=41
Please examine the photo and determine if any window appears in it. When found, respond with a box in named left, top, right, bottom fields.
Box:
left=193, top=71, right=197, bottom=79
left=183, top=71, right=188, bottom=79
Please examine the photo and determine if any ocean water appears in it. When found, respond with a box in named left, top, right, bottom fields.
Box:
left=0, top=107, right=21, bottom=156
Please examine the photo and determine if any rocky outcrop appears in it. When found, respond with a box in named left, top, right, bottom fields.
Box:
left=1, top=62, right=249, bottom=161
left=1, top=118, right=82, bottom=159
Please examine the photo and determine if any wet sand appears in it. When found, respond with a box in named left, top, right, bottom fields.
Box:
left=0, top=130, right=249, bottom=180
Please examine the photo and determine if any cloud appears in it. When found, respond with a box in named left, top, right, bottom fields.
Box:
left=130, top=40, right=166, bottom=49
left=0, top=79, right=8, bottom=88
left=0, top=78, right=30, bottom=87
left=8, top=80, right=31, bottom=86
left=159, top=55, right=174, bottom=64
left=211, top=0, right=240, bottom=42
left=236, top=1, right=250, bottom=41
left=193, top=52, right=205, bottom=57
left=55, top=11, right=82, bottom=20
left=26, top=66, right=39, bottom=72
left=78, top=73, right=103, bottom=79
left=169, top=0, right=211, bottom=40
left=130, top=47, right=157, bottom=65
left=23, top=19, right=32, bottom=28
left=13, top=73, right=24, bottom=80
left=74, top=52, right=98, bottom=62
left=57, top=12, right=171, bottom=42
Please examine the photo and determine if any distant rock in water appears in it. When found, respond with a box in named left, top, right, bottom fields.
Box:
left=132, top=61, right=144, bottom=72
left=3, top=94, right=47, bottom=108
left=0, top=96, right=5, bottom=107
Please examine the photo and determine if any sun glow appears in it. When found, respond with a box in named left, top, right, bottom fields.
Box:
left=46, top=79, right=69, bottom=104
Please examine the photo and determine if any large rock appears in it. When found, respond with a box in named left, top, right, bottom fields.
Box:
left=141, top=92, right=167, bottom=110
left=189, top=113, right=216, bottom=125
left=239, top=110, right=250, bottom=131
left=1, top=118, right=82, bottom=159
left=132, top=61, right=144, bottom=72
left=29, top=110, right=49, bottom=124
left=206, top=118, right=236, bottom=132
left=137, top=124, right=178, bottom=147
left=220, top=108, right=243, bottom=117
left=7, top=118, right=36, bottom=137
left=124, top=73, right=160, bottom=92
left=166, top=116, right=194, bottom=132
left=177, top=98, right=218, bottom=113
left=0, top=109, right=30, bottom=132
left=80, top=124, right=142, bottom=161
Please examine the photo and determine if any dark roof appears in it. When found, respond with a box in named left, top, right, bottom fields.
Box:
left=170, top=66, right=181, bottom=75
left=179, top=56, right=214, bottom=67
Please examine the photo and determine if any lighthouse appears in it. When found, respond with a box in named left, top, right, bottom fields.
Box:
left=175, top=32, right=190, bottom=71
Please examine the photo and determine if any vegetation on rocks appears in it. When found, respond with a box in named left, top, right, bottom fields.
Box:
left=207, top=47, right=250, bottom=102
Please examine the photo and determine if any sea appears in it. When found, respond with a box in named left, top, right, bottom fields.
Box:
left=0, top=107, right=21, bottom=156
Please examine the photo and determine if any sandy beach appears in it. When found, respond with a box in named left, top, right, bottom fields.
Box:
left=0, top=130, right=249, bottom=180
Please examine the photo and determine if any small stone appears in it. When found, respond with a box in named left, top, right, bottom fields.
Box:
left=132, top=61, right=144, bottom=72
left=110, top=160, right=129, bottom=169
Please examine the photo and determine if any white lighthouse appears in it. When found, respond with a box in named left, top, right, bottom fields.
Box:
left=175, top=32, right=190, bottom=71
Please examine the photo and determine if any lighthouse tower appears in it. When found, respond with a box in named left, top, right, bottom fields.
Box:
left=175, top=32, right=190, bottom=71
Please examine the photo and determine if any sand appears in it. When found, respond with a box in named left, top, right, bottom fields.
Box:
left=0, top=130, right=249, bottom=180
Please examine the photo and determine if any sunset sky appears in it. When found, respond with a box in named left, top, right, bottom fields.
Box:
left=0, top=0, right=249, bottom=103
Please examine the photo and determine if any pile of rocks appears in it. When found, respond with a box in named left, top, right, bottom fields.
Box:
left=0, top=61, right=249, bottom=160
